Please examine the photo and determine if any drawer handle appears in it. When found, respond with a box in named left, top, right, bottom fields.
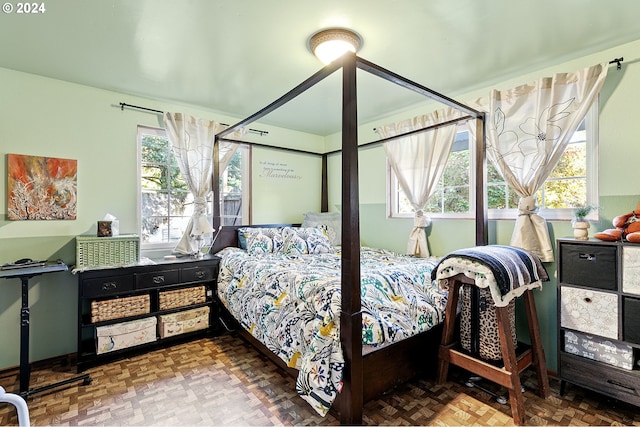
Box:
left=606, top=379, right=636, bottom=392
left=101, top=282, right=117, bottom=290
left=578, top=253, right=595, bottom=261
left=195, top=270, right=206, bottom=279
left=583, top=297, right=592, bottom=303
left=152, top=275, right=165, bottom=284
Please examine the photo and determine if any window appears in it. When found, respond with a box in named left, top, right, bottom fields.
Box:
left=219, top=145, right=250, bottom=226
left=388, top=129, right=473, bottom=218
left=137, top=126, right=249, bottom=250
left=388, top=103, right=598, bottom=220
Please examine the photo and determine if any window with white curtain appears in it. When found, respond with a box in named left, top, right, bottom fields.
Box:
left=388, top=102, right=598, bottom=221
left=137, top=126, right=249, bottom=250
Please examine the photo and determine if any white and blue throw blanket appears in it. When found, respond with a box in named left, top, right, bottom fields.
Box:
left=431, top=245, right=549, bottom=307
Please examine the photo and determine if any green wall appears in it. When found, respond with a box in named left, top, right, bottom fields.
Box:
left=0, top=68, right=322, bottom=369
left=2, top=37, right=640, bottom=372
left=328, top=38, right=640, bottom=371
left=251, top=147, right=323, bottom=224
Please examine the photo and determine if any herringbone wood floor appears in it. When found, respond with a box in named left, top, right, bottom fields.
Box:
left=1, top=334, right=639, bottom=426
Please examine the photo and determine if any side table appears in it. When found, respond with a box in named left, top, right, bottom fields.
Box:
left=0, top=262, right=91, bottom=397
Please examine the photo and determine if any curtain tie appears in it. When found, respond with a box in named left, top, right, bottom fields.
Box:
left=193, top=196, right=207, bottom=216
left=517, top=196, right=539, bottom=216
left=414, top=210, right=432, bottom=228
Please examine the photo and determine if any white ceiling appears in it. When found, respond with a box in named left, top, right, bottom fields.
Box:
left=2, top=0, right=640, bottom=136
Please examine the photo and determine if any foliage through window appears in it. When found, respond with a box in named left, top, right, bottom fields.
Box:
left=138, top=126, right=195, bottom=247
left=138, top=126, right=249, bottom=249
left=388, top=104, right=597, bottom=220
left=219, top=145, right=250, bottom=227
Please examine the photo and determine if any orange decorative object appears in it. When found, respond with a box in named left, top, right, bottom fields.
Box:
left=594, top=201, right=640, bottom=243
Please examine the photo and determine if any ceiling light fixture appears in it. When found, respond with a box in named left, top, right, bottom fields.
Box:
left=308, top=28, right=363, bottom=65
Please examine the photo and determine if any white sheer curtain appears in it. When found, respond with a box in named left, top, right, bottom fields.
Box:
left=376, top=108, right=462, bottom=257
left=471, top=63, right=608, bottom=262
left=163, top=112, right=242, bottom=255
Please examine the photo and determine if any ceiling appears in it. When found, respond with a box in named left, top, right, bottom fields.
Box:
left=2, top=0, right=640, bottom=136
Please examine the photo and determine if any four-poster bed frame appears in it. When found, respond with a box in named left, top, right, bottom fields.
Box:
left=210, top=53, right=486, bottom=425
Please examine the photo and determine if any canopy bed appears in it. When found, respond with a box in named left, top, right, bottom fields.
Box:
left=210, top=53, right=486, bottom=425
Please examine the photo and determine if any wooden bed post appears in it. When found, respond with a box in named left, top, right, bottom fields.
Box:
left=321, top=154, right=328, bottom=213
left=474, top=115, right=487, bottom=246
left=340, top=52, right=363, bottom=425
left=213, top=136, right=221, bottom=233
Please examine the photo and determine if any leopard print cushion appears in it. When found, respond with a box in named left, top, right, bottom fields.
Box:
left=460, top=284, right=517, bottom=361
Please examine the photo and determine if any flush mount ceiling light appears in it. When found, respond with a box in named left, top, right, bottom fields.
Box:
left=308, top=28, right=363, bottom=65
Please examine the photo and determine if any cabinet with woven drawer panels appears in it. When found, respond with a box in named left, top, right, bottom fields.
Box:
left=76, top=254, right=220, bottom=371
left=557, top=238, right=640, bottom=408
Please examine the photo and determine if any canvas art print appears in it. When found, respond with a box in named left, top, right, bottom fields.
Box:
left=7, top=153, right=78, bottom=220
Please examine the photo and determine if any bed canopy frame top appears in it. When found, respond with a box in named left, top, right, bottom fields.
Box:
left=212, top=53, right=486, bottom=424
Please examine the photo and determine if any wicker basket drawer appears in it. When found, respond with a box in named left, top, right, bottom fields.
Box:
left=91, top=294, right=150, bottom=323
left=159, top=286, right=206, bottom=310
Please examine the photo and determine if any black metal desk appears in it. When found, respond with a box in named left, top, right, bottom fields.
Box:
left=0, top=262, right=91, bottom=397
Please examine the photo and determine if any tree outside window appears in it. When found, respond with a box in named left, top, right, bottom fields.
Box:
left=389, top=110, right=594, bottom=220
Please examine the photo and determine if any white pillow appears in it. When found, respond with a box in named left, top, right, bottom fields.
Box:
left=301, top=212, right=341, bottom=246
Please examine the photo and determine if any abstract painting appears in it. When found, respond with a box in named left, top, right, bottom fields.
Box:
left=7, top=153, right=77, bottom=220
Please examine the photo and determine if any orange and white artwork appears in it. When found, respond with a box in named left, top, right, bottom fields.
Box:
left=7, top=153, right=77, bottom=220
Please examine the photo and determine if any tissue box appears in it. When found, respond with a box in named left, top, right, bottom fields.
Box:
left=158, top=306, right=210, bottom=338
left=564, top=330, right=634, bottom=370
left=97, top=221, right=113, bottom=237
left=96, top=317, right=157, bottom=354
left=97, top=220, right=120, bottom=237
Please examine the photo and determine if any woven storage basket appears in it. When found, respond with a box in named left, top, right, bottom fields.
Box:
left=91, top=294, right=150, bottom=323
left=76, top=235, right=140, bottom=268
left=159, top=286, right=206, bottom=310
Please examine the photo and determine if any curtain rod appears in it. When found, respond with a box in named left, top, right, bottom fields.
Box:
left=118, top=102, right=269, bottom=136
left=609, top=57, right=624, bottom=70
left=218, top=137, right=323, bottom=157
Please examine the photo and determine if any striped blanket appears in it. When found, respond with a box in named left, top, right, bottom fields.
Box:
left=431, top=245, right=549, bottom=306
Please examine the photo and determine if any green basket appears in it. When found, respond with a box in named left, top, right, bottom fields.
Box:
left=75, top=234, right=140, bottom=268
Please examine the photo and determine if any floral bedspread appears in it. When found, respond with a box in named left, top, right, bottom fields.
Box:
left=216, top=246, right=447, bottom=416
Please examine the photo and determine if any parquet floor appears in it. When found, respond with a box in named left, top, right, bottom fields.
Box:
left=1, top=333, right=639, bottom=426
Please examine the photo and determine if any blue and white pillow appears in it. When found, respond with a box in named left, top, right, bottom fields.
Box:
left=239, top=227, right=284, bottom=255
left=281, top=227, right=333, bottom=255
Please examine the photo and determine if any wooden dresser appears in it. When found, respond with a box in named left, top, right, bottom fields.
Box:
left=557, top=238, right=640, bottom=407
left=76, top=255, right=219, bottom=371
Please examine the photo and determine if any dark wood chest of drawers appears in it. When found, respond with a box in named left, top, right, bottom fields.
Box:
left=76, top=255, right=219, bottom=371
left=557, top=239, right=640, bottom=407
